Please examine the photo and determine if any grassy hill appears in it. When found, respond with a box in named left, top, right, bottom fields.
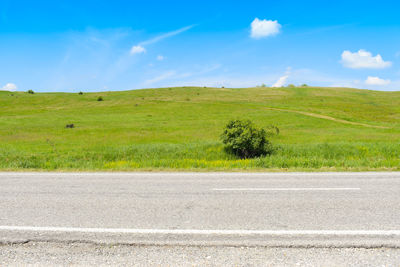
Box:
left=1, top=86, right=399, bottom=171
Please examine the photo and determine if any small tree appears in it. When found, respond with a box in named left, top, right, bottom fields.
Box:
left=97, top=96, right=103, bottom=101
left=27, top=90, right=34, bottom=94
left=78, top=91, right=83, bottom=95
left=221, top=120, right=273, bottom=158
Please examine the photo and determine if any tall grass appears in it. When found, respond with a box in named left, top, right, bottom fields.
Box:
left=1, top=142, right=399, bottom=171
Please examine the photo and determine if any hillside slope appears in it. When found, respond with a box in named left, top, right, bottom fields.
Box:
left=1, top=86, right=399, bottom=171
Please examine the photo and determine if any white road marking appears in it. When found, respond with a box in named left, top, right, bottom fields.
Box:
left=212, top=188, right=361, bottom=191
left=0, top=226, right=399, bottom=236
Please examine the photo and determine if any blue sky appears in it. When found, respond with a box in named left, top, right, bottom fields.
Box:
left=1, top=0, right=400, bottom=92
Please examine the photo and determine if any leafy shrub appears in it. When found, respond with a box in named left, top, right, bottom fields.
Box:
left=78, top=91, right=83, bottom=95
left=220, top=119, right=273, bottom=158
left=27, top=90, right=34, bottom=94
left=97, top=96, right=103, bottom=101
left=265, top=125, right=280, bottom=137
left=65, top=124, right=75, bottom=128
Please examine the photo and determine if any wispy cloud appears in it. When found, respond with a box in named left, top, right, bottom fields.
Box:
left=139, top=25, right=195, bottom=46
left=294, top=24, right=355, bottom=36
left=45, top=28, right=136, bottom=91
left=130, top=25, right=195, bottom=55
left=144, top=71, right=177, bottom=85
left=143, top=64, right=222, bottom=86
left=179, top=64, right=222, bottom=78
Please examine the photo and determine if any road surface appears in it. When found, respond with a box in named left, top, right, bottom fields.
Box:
left=1, top=172, right=400, bottom=265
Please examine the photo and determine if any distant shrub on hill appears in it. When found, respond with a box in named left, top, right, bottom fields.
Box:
left=27, top=90, right=34, bottom=94
left=221, top=119, right=273, bottom=158
left=265, top=125, right=280, bottom=137
left=97, top=96, right=103, bottom=101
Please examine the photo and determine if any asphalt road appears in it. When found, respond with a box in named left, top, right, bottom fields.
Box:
left=1, top=172, right=400, bottom=248
left=2, top=172, right=400, bottom=266
left=2, top=242, right=400, bottom=266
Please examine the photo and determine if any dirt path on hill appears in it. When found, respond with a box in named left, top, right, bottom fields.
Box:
left=265, top=107, right=389, bottom=129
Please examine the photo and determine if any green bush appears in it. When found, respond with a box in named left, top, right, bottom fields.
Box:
left=97, top=96, right=103, bottom=101
left=265, top=125, right=280, bottom=137
left=220, top=119, right=273, bottom=158
left=78, top=91, right=83, bottom=95
left=27, top=90, right=34, bottom=94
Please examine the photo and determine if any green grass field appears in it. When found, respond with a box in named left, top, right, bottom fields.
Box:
left=1, top=86, right=399, bottom=171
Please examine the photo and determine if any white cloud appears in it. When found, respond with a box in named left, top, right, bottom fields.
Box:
left=272, top=75, right=289, bottom=87
left=157, top=55, right=164, bottom=61
left=250, top=18, right=281, bottom=39
left=341, top=49, right=392, bottom=69
left=130, top=45, right=146, bottom=55
left=365, top=76, right=391, bottom=86
left=1, top=83, right=17, bottom=91
left=271, top=67, right=291, bottom=87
